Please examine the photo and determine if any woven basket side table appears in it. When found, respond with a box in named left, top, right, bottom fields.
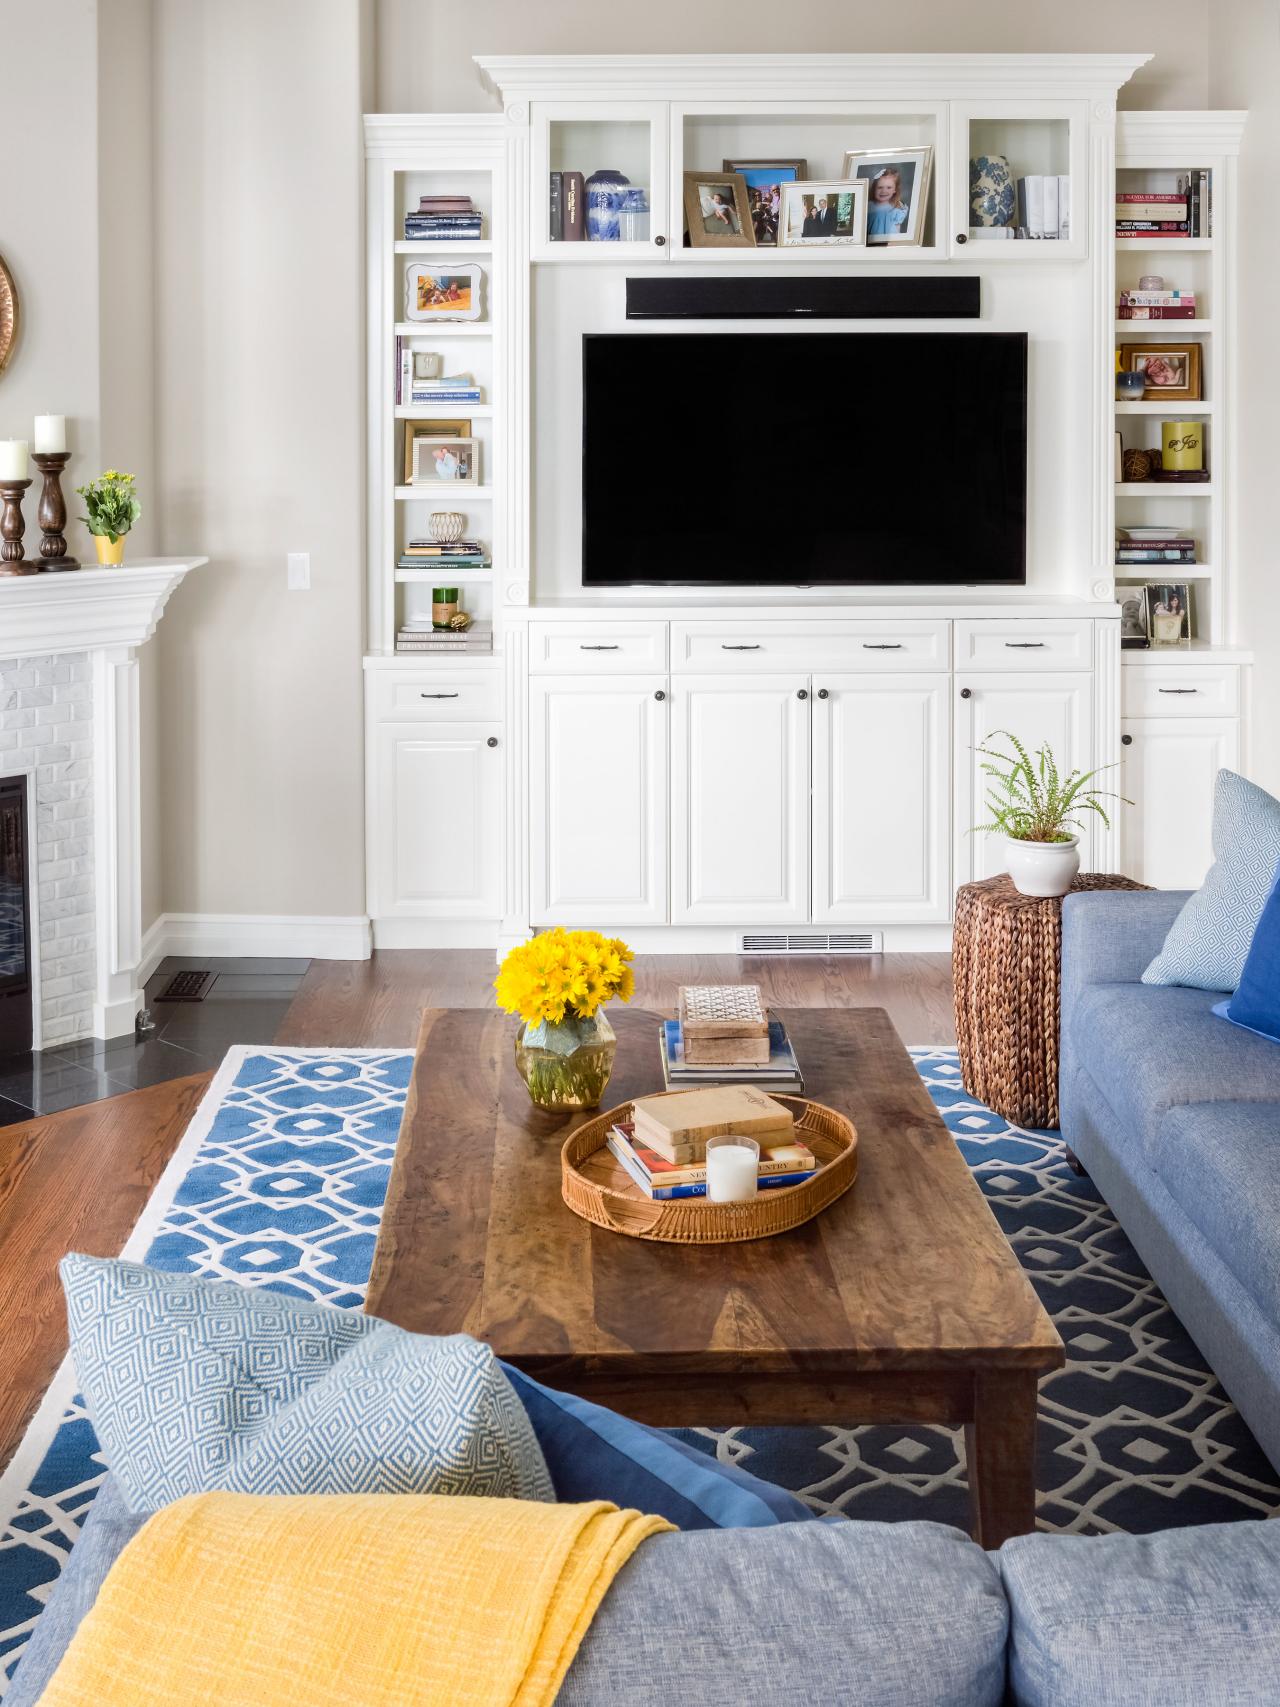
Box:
left=952, top=873, right=1150, bottom=1130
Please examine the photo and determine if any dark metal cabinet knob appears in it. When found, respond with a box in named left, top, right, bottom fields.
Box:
left=1121, top=733, right=1133, bottom=746
left=817, top=688, right=829, bottom=700
left=960, top=687, right=972, bottom=699
left=654, top=234, right=667, bottom=247
left=956, top=232, right=968, bottom=244
left=797, top=688, right=808, bottom=700
left=487, top=736, right=499, bottom=748
left=654, top=689, right=666, bottom=701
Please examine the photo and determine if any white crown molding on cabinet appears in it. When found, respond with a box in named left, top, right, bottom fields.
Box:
left=0, top=557, right=206, bottom=663
left=1116, top=111, right=1248, bottom=158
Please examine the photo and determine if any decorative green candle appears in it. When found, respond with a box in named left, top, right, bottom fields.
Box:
left=431, top=587, right=459, bottom=629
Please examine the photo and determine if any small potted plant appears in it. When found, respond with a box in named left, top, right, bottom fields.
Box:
left=974, top=731, right=1128, bottom=898
left=495, top=928, right=634, bottom=1111
left=76, top=468, right=141, bottom=565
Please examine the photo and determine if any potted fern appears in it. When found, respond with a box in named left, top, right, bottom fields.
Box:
left=974, top=732, right=1128, bottom=898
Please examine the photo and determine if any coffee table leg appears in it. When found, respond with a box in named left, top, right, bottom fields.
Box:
left=965, top=1370, right=1040, bottom=1547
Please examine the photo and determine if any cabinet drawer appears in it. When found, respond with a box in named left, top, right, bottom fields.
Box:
left=529, top=621, right=667, bottom=672
left=370, top=672, right=502, bottom=723
left=671, top=620, right=949, bottom=673
left=1122, top=663, right=1240, bottom=719
left=954, top=619, right=1093, bottom=670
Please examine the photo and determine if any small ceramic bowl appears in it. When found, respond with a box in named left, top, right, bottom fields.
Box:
left=1116, top=370, right=1147, bottom=400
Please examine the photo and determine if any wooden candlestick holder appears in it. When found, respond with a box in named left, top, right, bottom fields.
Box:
left=0, top=478, right=36, bottom=576
left=31, top=450, right=79, bottom=570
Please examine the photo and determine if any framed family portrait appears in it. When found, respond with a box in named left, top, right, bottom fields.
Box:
left=843, top=145, right=932, bottom=247
left=1119, top=343, right=1202, bottom=402
left=777, top=180, right=868, bottom=248
left=721, top=158, right=807, bottom=246
left=410, top=435, right=477, bottom=486
left=1146, top=582, right=1192, bottom=646
left=683, top=173, right=755, bottom=247
left=403, top=419, right=471, bottom=485
left=404, top=263, right=482, bottom=322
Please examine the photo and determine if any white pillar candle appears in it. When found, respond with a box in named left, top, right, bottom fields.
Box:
left=705, top=1135, right=760, bottom=1204
left=33, top=415, right=66, bottom=454
left=0, top=440, right=29, bottom=480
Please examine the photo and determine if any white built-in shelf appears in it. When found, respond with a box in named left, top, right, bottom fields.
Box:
left=394, top=404, right=493, bottom=418
left=1116, top=237, right=1213, bottom=251
left=1121, top=641, right=1253, bottom=664
left=1115, top=482, right=1216, bottom=498
left=1115, top=320, right=1213, bottom=333
left=1115, top=400, right=1215, bottom=416
left=1115, top=564, right=1214, bottom=578
left=394, top=240, right=493, bottom=253
left=395, top=567, right=494, bottom=584
left=394, top=322, right=492, bottom=337
left=395, top=484, right=494, bottom=500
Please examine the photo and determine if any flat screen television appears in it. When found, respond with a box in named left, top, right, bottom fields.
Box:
left=581, top=332, right=1027, bottom=587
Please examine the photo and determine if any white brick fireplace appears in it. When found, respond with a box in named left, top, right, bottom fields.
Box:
left=0, top=558, right=204, bottom=1047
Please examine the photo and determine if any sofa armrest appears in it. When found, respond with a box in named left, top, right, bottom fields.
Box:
left=1061, top=890, right=1190, bottom=1006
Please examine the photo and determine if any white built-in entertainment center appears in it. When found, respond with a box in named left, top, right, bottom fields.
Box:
left=363, top=56, right=1248, bottom=952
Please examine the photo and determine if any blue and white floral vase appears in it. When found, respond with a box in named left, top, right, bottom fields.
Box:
left=586, top=168, right=631, bottom=241
left=969, top=154, right=1016, bottom=228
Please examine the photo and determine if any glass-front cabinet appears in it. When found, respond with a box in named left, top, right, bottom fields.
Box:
left=531, top=102, right=670, bottom=261
left=948, top=100, right=1090, bottom=260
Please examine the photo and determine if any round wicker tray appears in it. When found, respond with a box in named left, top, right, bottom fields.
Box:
left=561, top=1093, right=858, bottom=1244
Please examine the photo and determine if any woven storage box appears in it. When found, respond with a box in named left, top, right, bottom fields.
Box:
left=952, top=872, right=1150, bottom=1130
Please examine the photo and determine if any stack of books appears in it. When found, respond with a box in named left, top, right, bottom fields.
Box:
left=548, top=172, right=586, bottom=242
left=399, top=538, right=489, bottom=570
left=1014, top=175, right=1070, bottom=240
left=1116, top=185, right=1204, bottom=239
left=605, top=1084, right=817, bottom=1201
left=661, top=1020, right=803, bottom=1094
left=394, top=340, right=483, bottom=405
left=1116, top=528, right=1197, bottom=568
left=404, top=195, right=483, bottom=242
left=1117, top=288, right=1197, bottom=321
left=660, top=983, right=803, bottom=1093
left=396, top=618, right=493, bottom=655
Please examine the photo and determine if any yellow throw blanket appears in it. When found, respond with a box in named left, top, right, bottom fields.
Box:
left=38, top=1491, right=671, bottom=1706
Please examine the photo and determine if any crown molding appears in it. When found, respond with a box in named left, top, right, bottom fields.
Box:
left=1117, top=109, right=1249, bottom=159
left=363, top=113, right=509, bottom=156
left=0, top=557, right=205, bottom=663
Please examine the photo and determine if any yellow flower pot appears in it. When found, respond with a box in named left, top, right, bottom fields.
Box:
left=93, top=535, right=126, bottom=566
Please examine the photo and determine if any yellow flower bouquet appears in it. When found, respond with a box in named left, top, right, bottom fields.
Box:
left=495, top=929, right=634, bottom=1110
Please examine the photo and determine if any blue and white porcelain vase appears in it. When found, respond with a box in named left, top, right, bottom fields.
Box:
left=969, top=154, right=1016, bottom=229
left=585, top=168, right=631, bottom=241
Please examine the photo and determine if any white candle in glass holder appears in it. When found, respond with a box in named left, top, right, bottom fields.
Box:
left=0, top=440, right=29, bottom=480
left=705, top=1134, right=760, bottom=1204
left=33, top=416, right=66, bottom=454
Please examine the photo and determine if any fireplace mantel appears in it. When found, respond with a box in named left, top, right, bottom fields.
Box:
left=0, top=557, right=205, bottom=662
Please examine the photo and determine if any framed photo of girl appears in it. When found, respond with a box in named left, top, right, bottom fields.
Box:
left=1146, top=582, right=1192, bottom=647
left=842, top=146, right=933, bottom=247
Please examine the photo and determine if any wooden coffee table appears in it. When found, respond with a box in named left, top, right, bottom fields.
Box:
left=367, top=1005, right=1063, bottom=1546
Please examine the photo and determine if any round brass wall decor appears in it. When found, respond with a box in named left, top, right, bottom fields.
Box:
left=0, top=256, right=17, bottom=375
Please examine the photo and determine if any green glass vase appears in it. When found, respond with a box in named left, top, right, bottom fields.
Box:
left=514, top=1012, right=617, bottom=1111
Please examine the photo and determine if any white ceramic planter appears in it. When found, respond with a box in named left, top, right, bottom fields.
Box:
left=1005, top=835, right=1080, bottom=898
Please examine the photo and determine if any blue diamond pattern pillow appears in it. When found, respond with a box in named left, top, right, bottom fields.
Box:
left=61, top=1255, right=553, bottom=1514
left=1143, top=771, right=1280, bottom=993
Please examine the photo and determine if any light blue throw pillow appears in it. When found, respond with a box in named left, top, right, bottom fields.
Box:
left=61, top=1254, right=553, bottom=1514
left=1142, top=771, right=1280, bottom=993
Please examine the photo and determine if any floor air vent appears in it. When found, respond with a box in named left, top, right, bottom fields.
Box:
left=740, top=932, right=883, bottom=955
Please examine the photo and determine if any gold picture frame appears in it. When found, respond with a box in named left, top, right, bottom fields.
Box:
left=0, top=254, right=17, bottom=376
left=403, top=419, right=471, bottom=486
left=683, top=172, right=756, bottom=248
left=1119, top=342, right=1202, bottom=403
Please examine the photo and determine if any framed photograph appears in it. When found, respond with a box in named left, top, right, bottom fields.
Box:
left=842, top=146, right=933, bottom=246
left=403, top=419, right=471, bottom=486
left=410, top=435, right=477, bottom=486
left=1119, top=586, right=1150, bottom=649
left=722, top=158, right=807, bottom=246
left=1119, top=343, right=1202, bottom=402
left=683, top=173, right=756, bottom=248
left=1146, top=582, right=1192, bottom=647
left=404, top=264, right=482, bottom=322
left=777, top=179, right=868, bottom=248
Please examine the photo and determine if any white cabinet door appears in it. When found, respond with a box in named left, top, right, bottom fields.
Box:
left=1120, top=718, right=1239, bottom=891
left=372, top=722, right=501, bottom=918
left=955, top=673, right=1095, bottom=886
left=530, top=101, right=670, bottom=262
left=948, top=100, right=1090, bottom=260
left=672, top=675, right=809, bottom=925
left=530, top=675, right=668, bottom=925
left=813, top=675, right=950, bottom=924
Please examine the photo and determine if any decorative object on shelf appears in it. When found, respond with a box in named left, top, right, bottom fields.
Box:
left=1160, top=418, right=1204, bottom=474
left=616, top=187, right=650, bottom=244
left=585, top=167, right=631, bottom=241
left=0, top=254, right=17, bottom=375
left=678, top=984, right=771, bottom=1067
left=32, top=446, right=79, bottom=570
left=1117, top=286, right=1196, bottom=322
left=1119, top=342, right=1202, bottom=402
left=496, top=928, right=634, bottom=1111
left=429, top=510, right=466, bottom=543
left=1116, top=370, right=1147, bottom=401
left=705, top=1133, right=760, bottom=1203
left=412, top=351, right=442, bottom=381
left=1114, top=431, right=1123, bottom=481
left=403, top=419, right=471, bottom=483
left=411, top=434, right=477, bottom=486
left=1119, top=587, right=1150, bottom=649
left=448, top=610, right=472, bottom=631
left=0, top=438, right=34, bottom=575
left=1146, top=581, right=1192, bottom=647
left=973, top=731, right=1127, bottom=899
left=843, top=145, right=933, bottom=247
left=403, top=193, right=482, bottom=242
left=404, top=262, right=482, bottom=322
left=1122, top=446, right=1156, bottom=482
left=431, top=586, right=460, bottom=628
left=1016, top=174, right=1070, bottom=240
left=682, top=171, right=756, bottom=249
left=969, top=154, right=1015, bottom=229
left=1139, top=274, right=1165, bottom=291
left=722, top=159, right=807, bottom=246
left=777, top=179, right=868, bottom=248
left=75, top=468, right=141, bottom=565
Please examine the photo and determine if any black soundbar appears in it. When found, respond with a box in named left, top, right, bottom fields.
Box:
left=625, top=274, right=980, bottom=320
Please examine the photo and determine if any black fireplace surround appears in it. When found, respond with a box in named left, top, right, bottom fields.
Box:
left=0, top=777, right=33, bottom=1058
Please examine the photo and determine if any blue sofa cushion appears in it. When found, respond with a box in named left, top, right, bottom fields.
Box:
left=1214, top=865, right=1280, bottom=1044
left=1149, top=1101, right=1280, bottom=1324
left=1143, top=770, right=1280, bottom=994
left=1067, top=981, right=1280, bottom=1153
left=1002, top=1518, right=1280, bottom=1707
left=501, top=1364, right=813, bottom=1529
left=61, top=1254, right=553, bottom=1513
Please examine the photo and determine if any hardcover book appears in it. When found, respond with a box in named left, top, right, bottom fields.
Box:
left=630, top=1084, right=795, bottom=1157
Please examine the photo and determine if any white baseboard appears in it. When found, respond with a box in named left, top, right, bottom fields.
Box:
left=372, top=917, right=500, bottom=950
left=365, top=919, right=955, bottom=955
left=140, top=912, right=374, bottom=969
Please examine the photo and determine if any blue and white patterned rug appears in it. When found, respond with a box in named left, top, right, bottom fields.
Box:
left=2, top=1043, right=1278, bottom=1692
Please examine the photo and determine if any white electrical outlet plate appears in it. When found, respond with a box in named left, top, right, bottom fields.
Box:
left=287, top=552, right=310, bottom=590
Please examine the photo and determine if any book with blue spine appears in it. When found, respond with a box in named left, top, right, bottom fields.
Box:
left=661, top=1019, right=803, bottom=1092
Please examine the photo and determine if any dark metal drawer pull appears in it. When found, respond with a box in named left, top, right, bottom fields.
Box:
left=1158, top=687, right=1198, bottom=694
left=420, top=692, right=460, bottom=699
left=579, top=644, right=620, bottom=651
left=722, top=643, right=762, bottom=651
left=1005, top=641, right=1047, bottom=649
left=863, top=643, right=903, bottom=650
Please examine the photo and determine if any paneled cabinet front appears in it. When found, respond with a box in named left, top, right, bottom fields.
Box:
left=530, top=675, right=669, bottom=925
left=1120, top=716, right=1239, bottom=891
left=671, top=675, right=810, bottom=925
left=371, top=722, right=502, bottom=918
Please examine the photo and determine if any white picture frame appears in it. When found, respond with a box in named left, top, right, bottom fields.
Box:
left=777, top=180, right=868, bottom=248
left=410, top=434, right=478, bottom=486
left=404, top=263, right=482, bottom=322
left=842, top=146, right=933, bottom=247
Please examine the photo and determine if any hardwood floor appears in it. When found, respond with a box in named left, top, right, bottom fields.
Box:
left=0, top=950, right=954, bottom=1472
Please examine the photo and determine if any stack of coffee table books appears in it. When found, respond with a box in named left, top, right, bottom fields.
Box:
left=661, top=984, right=804, bottom=1094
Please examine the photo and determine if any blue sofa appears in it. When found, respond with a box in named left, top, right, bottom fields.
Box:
left=1060, top=889, right=1280, bottom=1473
